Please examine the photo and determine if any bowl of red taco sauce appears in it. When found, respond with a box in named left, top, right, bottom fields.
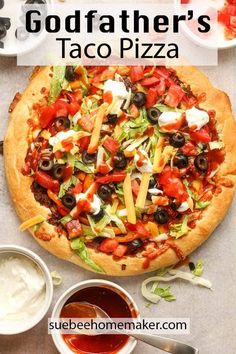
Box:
left=51, top=280, right=139, bottom=354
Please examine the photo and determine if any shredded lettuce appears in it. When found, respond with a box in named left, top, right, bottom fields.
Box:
left=87, top=212, right=111, bottom=233
left=74, top=160, right=95, bottom=173
left=155, top=103, right=184, bottom=113
left=170, top=216, right=190, bottom=238
left=48, top=66, right=67, bottom=104
left=82, top=224, right=115, bottom=239
left=58, top=175, right=77, bottom=198
left=153, top=286, right=176, bottom=302
left=60, top=214, right=72, bottom=225
left=209, top=141, right=224, bottom=150
left=51, top=271, right=62, bottom=286
left=142, top=268, right=212, bottom=304
left=196, top=200, right=211, bottom=209
left=183, top=179, right=211, bottom=210
left=192, top=260, right=204, bottom=277
left=71, top=238, right=104, bottom=273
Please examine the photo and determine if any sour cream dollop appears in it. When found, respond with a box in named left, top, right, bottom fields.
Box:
left=158, top=111, right=182, bottom=131
left=0, top=255, right=45, bottom=321
left=186, top=107, right=209, bottom=131
left=134, top=149, right=153, bottom=173
left=104, top=79, right=129, bottom=115
left=49, top=130, right=75, bottom=147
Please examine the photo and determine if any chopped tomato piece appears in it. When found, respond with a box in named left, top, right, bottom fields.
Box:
left=140, top=76, right=160, bottom=87
left=153, top=67, right=171, bottom=79
left=79, top=136, right=90, bottom=152
left=146, top=87, right=159, bottom=108
left=96, top=172, right=126, bottom=184
left=34, top=171, right=59, bottom=194
left=130, top=104, right=140, bottom=118
left=99, top=239, right=119, bottom=253
left=159, top=167, right=188, bottom=202
left=113, top=244, right=128, bottom=258
left=40, top=105, right=56, bottom=129
left=190, top=126, right=211, bottom=143
left=125, top=221, right=150, bottom=237
left=180, top=142, right=198, bottom=156
left=78, top=115, right=94, bottom=132
left=66, top=219, right=82, bottom=238
left=72, top=182, right=83, bottom=195
left=103, top=136, right=120, bottom=154
left=131, top=179, right=140, bottom=197
left=164, top=84, right=185, bottom=108
left=63, top=164, right=73, bottom=181
left=130, top=66, right=144, bottom=83
left=97, top=162, right=112, bottom=175
left=103, top=91, right=113, bottom=104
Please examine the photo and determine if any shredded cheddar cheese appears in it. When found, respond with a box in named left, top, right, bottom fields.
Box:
left=19, top=215, right=46, bottom=231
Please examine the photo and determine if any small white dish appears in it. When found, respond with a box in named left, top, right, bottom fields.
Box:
left=0, top=245, right=53, bottom=335
left=174, top=0, right=236, bottom=49
left=0, top=0, right=53, bottom=57
left=51, top=279, right=139, bottom=354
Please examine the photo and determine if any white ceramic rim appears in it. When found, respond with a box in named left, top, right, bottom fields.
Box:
left=0, top=0, right=54, bottom=57
left=0, top=244, right=53, bottom=335
left=51, top=279, right=140, bottom=354
left=174, top=0, right=236, bottom=50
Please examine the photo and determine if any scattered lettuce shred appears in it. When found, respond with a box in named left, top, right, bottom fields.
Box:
left=51, top=271, right=62, bottom=286
left=58, top=175, right=77, bottom=198
left=74, top=160, right=95, bottom=173
left=48, top=66, right=67, bottom=104
left=153, top=286, right=176, bottom=302
left=71, top=238, right=104, bottom=273
left=170, top=216, right=190, bottom=239
left=142, top=268, right=212, bottom=304
left=192, top=260, right=204, bottom=277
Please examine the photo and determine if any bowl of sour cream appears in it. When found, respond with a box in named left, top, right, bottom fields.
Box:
left=0, top=245, right=53, bottom=335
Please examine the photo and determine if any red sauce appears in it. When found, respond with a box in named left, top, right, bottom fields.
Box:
left=60, top=286, right=134, bottom=354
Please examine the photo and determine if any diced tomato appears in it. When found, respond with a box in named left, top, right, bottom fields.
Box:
left=78, top=115, right=94, bottom=132
left=190, top=126, right=211, bottom=143
left=54, top=100, right=70, bottom=118
left=96, top=172, right=126, bottom=184
left=63, top=164, right=73, bottom=181
left=34, top=171, right=59, bottom=194
left=97, top=162, right=112, bottom=175
left=153, top=67, right=171, bottom=79
left=40, top=105, right=56, bottom=129
left=125, top=221, right=150, bottom=237
left=159, top=167, right=188, bottom=202
left=135, top=221, right=150, bottom=237
left=130, top=66, right=144, bottom=83
left=103, top=91, right=113, bottom=104
left=103, top=136, right=120, bottom=154
left=66, top=219, right=82, bottom=238
left=181, top=0, right=190, bottom=3
left=146, top=87, right=159, bottom=108
left=99, top=239, right=119, bottom=253
left=72, top=182, right=83, bottom=195
left=130, top=104, right=140, bottom=118
left=113, top=244, right=128, bottom=258
left=180, top=142, right=198, bottom=156
left=47, top=190, right=69, bottom=216
left=79, top=136, right=90, bottom=152
left=61, top=138, right=74, bottom=152
left=164, top=84, right=185, bottom=108
left=140, top=76, right=160, bottom=87
left=131, top=179, right=140, bottom=197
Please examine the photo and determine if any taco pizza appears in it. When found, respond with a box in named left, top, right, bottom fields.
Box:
left=4, top=65, right=236, bottom=275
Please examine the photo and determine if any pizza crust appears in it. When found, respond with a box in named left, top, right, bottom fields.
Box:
left=4, top=66, right=236, bottom=276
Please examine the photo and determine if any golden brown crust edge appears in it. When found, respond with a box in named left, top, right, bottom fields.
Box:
left=4, top=65, right=236, bottom=276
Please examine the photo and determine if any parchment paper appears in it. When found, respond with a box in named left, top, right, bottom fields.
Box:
left=0, top=49, right=235, bottom=354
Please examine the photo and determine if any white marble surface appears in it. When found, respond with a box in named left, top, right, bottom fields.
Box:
left=0, top=50, right=235, bottom=354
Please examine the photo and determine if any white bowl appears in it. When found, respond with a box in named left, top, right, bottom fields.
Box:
left=0, top=0, right=54, bottom=57
left=174, top=0, right=236, bottom=49
left=0, top=245, right=53, bottom=335
left=51, top=279, right=139, bottom=354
